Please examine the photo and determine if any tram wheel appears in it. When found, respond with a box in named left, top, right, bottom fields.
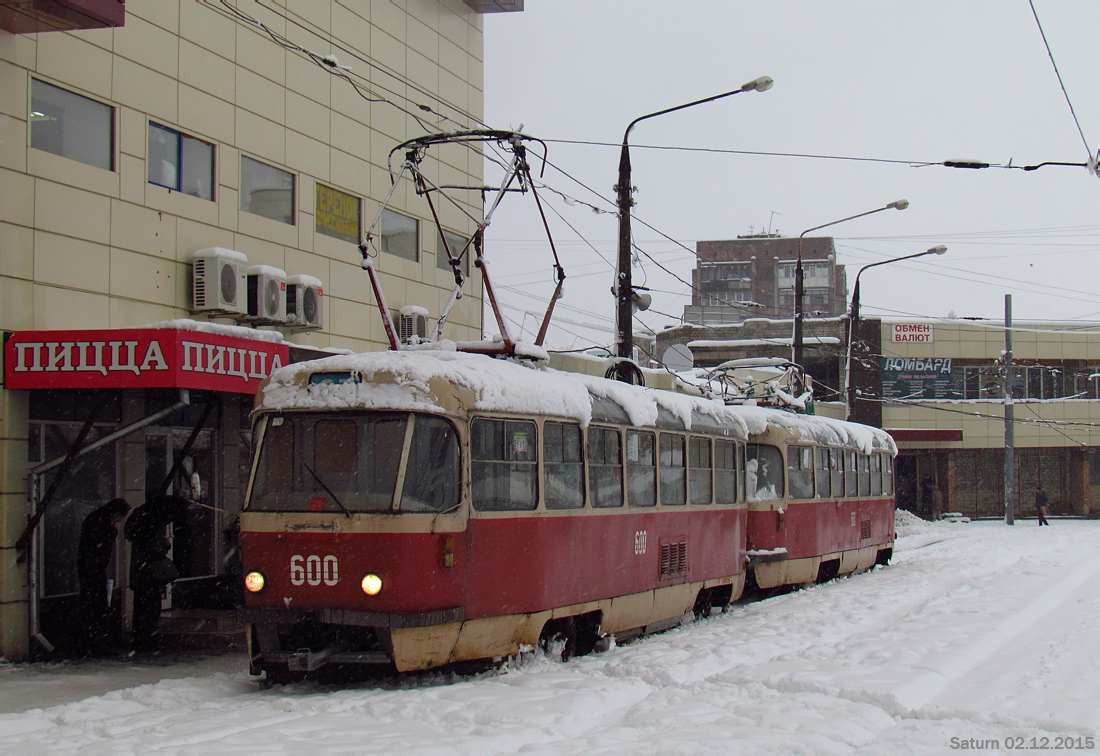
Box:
left=539, top=618, right=577, bottom=662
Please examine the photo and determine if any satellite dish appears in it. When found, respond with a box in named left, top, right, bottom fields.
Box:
left=662, top=344, right=694, bottom=372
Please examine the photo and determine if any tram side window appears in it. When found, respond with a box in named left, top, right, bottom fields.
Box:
left=844, top=450, right=858, bottom=497
left=815, top=447, right=831, bottom=498
left=545, top=421, right=584, bottom=510
left=659, top=434, right=686, bottom=505
left=870, top=453, right=883, bottom=496
left=715, top=439, right=736, bottom=505
left=882, top=454, right=895, bottom=495
left=747, top=444, right=785, bottom=500
left=830, top=448, right=843, bottom=498
left=588, top=426, right=623, bottom=508
left=472, top=418, right=537, bottom=511
left=787, top=445, right=815, bottom=499
left=626, top=430, right=656, bottom=507
left=858, top=454, right=871, bottom=496
left=689, top=437, right=712, bottom=505
left=401, top=416, right=460, bottom=512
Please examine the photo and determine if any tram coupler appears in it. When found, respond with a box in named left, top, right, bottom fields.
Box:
left=288, top=647, right=331, bottom=672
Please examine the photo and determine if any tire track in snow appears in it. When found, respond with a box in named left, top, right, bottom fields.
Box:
left=891, top=548, right=1100, bottom=711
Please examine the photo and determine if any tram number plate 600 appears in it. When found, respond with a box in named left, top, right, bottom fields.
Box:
left=289, top=554, right=340, bottom=586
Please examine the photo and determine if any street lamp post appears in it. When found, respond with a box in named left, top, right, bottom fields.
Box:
left=846, top=245, right=948, bottom=420
left=614, top=76, right=773, bottom=383
left=792, top=200, right=909, bottom=368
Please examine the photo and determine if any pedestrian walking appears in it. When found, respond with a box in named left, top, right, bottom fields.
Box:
left=1035, top=484, right=1050, bottom=526
left=77, top=498, right=130, bottom=653
left=124, top=494, right=191, bottom=652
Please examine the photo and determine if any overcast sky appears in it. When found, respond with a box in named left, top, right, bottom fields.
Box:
left=471, top=1, right=1100, bottom=354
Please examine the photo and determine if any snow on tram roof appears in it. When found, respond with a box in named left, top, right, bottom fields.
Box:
left=260, top=347, right=894, bottom=454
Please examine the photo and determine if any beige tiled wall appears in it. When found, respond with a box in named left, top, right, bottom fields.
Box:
left=0, top=0, right=487, bottom=352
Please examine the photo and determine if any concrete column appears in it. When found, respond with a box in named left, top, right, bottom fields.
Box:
left=0, top=386, right=30, bottom=661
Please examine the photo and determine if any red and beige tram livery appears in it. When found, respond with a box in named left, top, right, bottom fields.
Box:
left=239, top=349, right=896, bottom=680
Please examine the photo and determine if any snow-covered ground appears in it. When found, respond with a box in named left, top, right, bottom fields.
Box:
left=1, top=516, right=1097, bottom=754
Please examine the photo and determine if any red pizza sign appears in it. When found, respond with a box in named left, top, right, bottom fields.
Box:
left=4, top=328, right=288, bottom=394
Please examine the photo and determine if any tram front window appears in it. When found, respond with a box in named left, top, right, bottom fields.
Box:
left=249, top=412, right=460, bottom=513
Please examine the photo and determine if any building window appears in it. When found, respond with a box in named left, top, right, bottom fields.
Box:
left=30, top=79, right=113, bottom=170
left=381, top=208, right=419, bottom=261
left=241, top=156, right=295, bottom=224
left=315, top=183, right=360, bottom=243
left=437, top=229, right=471, bottom=275
left=147, top=123, right=214, bottom=200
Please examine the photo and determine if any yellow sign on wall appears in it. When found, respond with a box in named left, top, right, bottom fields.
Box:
left=316, top=184, right=360, bottom=243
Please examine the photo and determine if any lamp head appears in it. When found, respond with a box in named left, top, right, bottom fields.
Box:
left=927, top=245, right=948, bottom=255
left=741, top=76, right=774, bottom=93
left=887, top=199, right=910, bottom=210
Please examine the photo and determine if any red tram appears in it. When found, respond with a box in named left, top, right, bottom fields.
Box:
left=238, top=349, right=896, bottom=680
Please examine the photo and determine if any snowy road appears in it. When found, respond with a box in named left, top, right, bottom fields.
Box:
left=1, top=516, right=1098, bottom=754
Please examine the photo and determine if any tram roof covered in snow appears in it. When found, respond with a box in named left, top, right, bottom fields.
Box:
left=257, top=347, right=896, bottom=454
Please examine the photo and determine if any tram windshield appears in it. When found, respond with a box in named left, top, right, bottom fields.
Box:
left=248, top=411, right=460, bottom=513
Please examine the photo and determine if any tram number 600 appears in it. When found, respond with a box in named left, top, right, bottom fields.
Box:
left=290, top=554, right=339, bottom=586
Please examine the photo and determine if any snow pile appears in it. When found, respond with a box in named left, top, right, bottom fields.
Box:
left=894, top=508, right=932, bottom=537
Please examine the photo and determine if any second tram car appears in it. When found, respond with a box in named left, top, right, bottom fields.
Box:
left=239, top=349, right=896, bottom=680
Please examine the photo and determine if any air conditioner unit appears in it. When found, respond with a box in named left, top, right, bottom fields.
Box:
left=245, top=265, right=287, bottom=324
left=191, top=248, right=247, bottom=315
left=285, top=274, right=324, bottom=330
left=396, top=306, right=429, bottom=344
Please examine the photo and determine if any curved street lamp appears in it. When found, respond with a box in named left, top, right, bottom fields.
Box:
left=613, top=76, right=774, bottom=383
left=792, top=199, right=909, bottom=368
left=846, top=245, right=948, bottom=420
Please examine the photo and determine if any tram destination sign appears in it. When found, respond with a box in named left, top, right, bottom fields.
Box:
left=881, top=357, right=961, bottom=400
left=4, top=327, right=288, bottom=394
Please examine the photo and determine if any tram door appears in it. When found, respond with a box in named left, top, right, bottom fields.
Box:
left=144, top=429, right=217, bottom=610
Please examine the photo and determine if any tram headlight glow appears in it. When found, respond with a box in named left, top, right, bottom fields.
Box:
left=361, top=573, right=383, bottom=596
left=244, top=571, right=266, bottom=593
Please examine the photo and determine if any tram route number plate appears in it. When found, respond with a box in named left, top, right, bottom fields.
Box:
left=289, top=554, right=340, bottom=586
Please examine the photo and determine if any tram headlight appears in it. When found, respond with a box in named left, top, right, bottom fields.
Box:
left=244, top=571, right=266, bottom=593
left=361, top=573, right=383, bottom=596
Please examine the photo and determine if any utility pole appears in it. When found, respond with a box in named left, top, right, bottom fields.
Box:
left=1004, top=294, right=1015, bottom=525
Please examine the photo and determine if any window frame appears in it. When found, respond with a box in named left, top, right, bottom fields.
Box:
left=544, top=420, right=585, bottom=511
left=626, top=429, right=657, bottom=508
left=240, top=155, right=296, bottom=225
left=688, top=436, right=713, bottom=505
left=147, top=121, right=215, bottom=200
left=471, top=417, right=538, bottom=512
left=437, top=228, right=472, bottom=275
left=30, top=78, right=114, bottom=171
left=587, top=425, right=623, bottom=509
left=381, top=208, right=420, bottom=262
left=659, top=433, right=687, bottom=506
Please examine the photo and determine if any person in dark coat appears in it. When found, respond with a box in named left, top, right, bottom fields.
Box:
left=124, top=494, right=191, bottom=651
left=77, top=498, right=130, bottom=652
left=1036, top=485, right=1050, bottom=526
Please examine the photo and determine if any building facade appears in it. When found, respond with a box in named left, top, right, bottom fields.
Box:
left=657, top=316, right=1100, bottom=522
left=0, top=0, right=514, bottom=660
left=684, top=235, right=848, bottom=327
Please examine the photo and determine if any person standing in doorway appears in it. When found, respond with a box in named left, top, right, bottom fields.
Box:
left=77, top=498, right=130, bottom=654
left=124, top=494, right=191, bottom=652
left=1036, top=484, right=1050, bottom=526
left=931, top=485, right=944, bottom=522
